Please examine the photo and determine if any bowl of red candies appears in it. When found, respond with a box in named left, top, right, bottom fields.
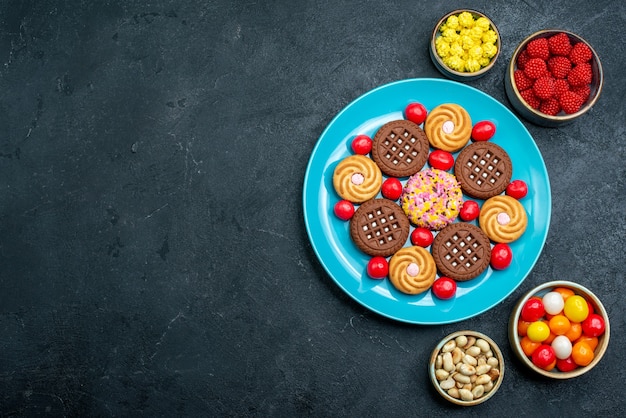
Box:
left=504, top=30, right=603, bottom=127
left=508, top=280, right=610, bottom=379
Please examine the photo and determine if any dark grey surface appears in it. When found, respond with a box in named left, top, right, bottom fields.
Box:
left=0, top=0, right=624, bottom=416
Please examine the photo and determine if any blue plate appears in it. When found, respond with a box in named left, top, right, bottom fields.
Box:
left=303, top=78, right=551, bottom=325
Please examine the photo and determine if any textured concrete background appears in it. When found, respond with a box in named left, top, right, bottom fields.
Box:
left=0, top=0, right=624, bottom=416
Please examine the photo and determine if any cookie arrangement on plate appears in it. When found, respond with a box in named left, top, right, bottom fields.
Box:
left=331, top=102, right=530, bottom=300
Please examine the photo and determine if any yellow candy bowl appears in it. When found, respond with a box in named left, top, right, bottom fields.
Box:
left=430, top=9, right=501, bottom=81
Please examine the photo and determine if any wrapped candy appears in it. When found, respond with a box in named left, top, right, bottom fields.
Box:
left=457, top=11, right=475, bottom=28
left=436, top=12, right=499, bottom=72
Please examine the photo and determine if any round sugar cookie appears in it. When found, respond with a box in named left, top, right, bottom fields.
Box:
left=388, top=246, right=437, bottom=295
left=333, top=155, right=382, bottom=203
left=479, top=195, right=528, bottom=243
left=424, top=104, right=472, bottom=152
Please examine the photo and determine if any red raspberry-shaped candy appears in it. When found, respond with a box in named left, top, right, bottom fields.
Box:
left=569, top=42, right=593, bottom=64
left=514, top=69, right=534, bottom=91
left=520, top=89, right=540, bottom=109
left=533, top=76, right=556, bottom=100
left=334, top=200, right=355, bottom=220
left=567, top=63, right=592, bottom=87
left=559, top=91, right=584, bottom=114
left=547, top=56, right=572, bottom=79
left=459, top=200, right=480, bottom=221
left=367, top=256, right=388, bottom=279
left=351, top=135, right=373, bottom=155
left=411, top=228, right=434, bottom=247
left=572, top=84, right=591, bottom=101
left=539, top=98, right=561, bottom=116
left=506, top=180, right=529, bottom=199
left=517, top=49, right=530, bottom=70
left=381, top=178, right=403, bottom=200
left=526, top=37, right=550, bottom=60
left=548, top=32, right=573, bottom=56
left=554, top=79, right=570, bottom=99
left=524, top=58, right=548, bottom=79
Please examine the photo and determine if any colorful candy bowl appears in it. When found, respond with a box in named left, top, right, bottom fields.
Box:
left=429, top=330, right=505, bottom=406
left=504, top=30, right=603, bottom=127
left=430, top=9, right=501, bottom=81
left=509, top=280, right=610, bottom=379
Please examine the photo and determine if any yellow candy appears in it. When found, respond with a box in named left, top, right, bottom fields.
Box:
left=435, top=39, right=450, bottom=58
left=449, top=42, right=464, bottom=57
left=527, top=321, right=551, bottom=342
left=482, top=29, right=498, bottom=44
left=468, top=46, right=483, bottom=59
left=478, top=57, right=491, bottom=67
left=482, top=43, right=498, bottom=58
left=461, top=35, right=474, bottom=50
left=445, top=15, right=460, bottom=30
left=444, top=56, right=465, bottom=71
left=563, top=296, right=589, bottom=323
left=436, top=44, right=450, bottom=58
left=465, top=58, right=481, bottom=72
left=475, top=17, right=491, bottom=31
left=457, top=11, right=475, bottom=28
left=441, top=28, right=459, bottom=43
left=469, top=26, right=484, bottom=41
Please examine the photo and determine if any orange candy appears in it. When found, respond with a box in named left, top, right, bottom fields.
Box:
left=564, top=322, right=583, bottom=342
left=544, top=359, right=557, bottom=372
left=520, top=336, right=541, bottom=356
left=553, top=287, right=575, bottom=300
left=571, top=341, right=594, bottom=366
left=576, top=335, right=599, bottom=351
left=544, top=331, right=556, bottom=344
left=518, top=319, right=532, bottom=337
left=548, top=314, right=571, bottom=335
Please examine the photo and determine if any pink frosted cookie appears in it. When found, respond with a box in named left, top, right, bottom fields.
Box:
left=400, top=169, right=462, bottom=230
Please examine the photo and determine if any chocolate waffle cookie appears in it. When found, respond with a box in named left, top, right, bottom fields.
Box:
left=371, top=120, right=429, bottom=177
left=350, top=198, right=410, bottom=257
left=454, top=141, right=512, bottom=199
left=431, top=223, right=491, bottom=281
